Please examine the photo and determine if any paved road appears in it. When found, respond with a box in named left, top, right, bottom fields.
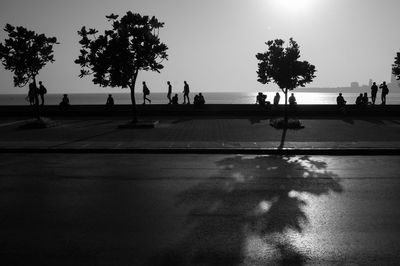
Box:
left=1, top=154, right=400, bottom=265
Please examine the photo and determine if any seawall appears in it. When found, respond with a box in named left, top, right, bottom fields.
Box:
left=1, top=104, right=399, bottom=117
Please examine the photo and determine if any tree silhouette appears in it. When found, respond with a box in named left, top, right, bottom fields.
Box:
left=75, top=12, right=168, bottom=123
left=393, top=52, right=400, bottom=83
left=256, top=38, right=316, bottom=123
left=0, top=24, right=58, bottom=118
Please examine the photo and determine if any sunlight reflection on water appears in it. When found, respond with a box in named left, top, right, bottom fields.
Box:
left=2, top=92, right=400, bottom=105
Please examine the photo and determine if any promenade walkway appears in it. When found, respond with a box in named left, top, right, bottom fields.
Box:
left=1, top=116, right=400, bottom=153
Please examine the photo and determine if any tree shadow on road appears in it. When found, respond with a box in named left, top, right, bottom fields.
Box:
left=278, top=126, right=288, bottom=149
left=152, top=155, right=343, bottom=265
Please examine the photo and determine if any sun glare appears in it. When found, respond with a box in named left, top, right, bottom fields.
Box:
left=271, top=0, right=316, bottom=15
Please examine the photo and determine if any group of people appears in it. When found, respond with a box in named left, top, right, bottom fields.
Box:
left=337, top=81, right=390, bottom=107
left=26, top=81, right=47, bottom=106
left=142, top=80, right=203, bottom=105
left=103, top=80, right=205, bottom=107
left=25, top=80, right=71, bottom=109
left=256, top=92, right=297, bottom=106
left=31, top=79, right=392, bottom=108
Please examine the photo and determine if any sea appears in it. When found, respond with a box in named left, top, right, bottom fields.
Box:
left=1, top=92, right=400, bottom=105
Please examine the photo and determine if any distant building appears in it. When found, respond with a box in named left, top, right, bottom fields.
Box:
left=350, top=82, right=359, bottom=89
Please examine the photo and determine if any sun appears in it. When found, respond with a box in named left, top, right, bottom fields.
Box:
left=271, top=0, right=316, bottom=15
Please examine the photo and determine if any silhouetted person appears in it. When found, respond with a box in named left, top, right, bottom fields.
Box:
left=172, top=93, right=179, bottom=105
left=142, top=81, right=151, bottom=104
left=28, top=82, right=36, bottom=106
left=194, top=94, right=200, bottom=106
left=38, top=81, right=47, bottom=106
left=256, top=92, right=266, bottom=105
left=194, top=93, right=206, bottom=107
left=289, top=93, right=297, bottom=105
left=199, top=93, right=205, bottom=105
left=371, top=82, right=378, bottom=104
left=356, top=93, right=363, bottom=106
left=183, top=81, right=190, bottom=104
left=273, top=92, right=280, bottom=105
left=362, top=92, right=369, bottom=105
left=59, top=94, right=70, bottom=109
left=379, top=81, right=389, bottom=105
left=167, top=81, right=172, bottom=104
left=336, top=93, right=346, bottom=107
left=106, top=94, right=114, bottom=108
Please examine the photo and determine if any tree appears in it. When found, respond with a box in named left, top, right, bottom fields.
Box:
left=393, top=52, right=400, bottom=82
left=0, top=24, right=58, bottom=118
left=75, top=11, right=168, bottom=123
left=256, top=38, right=316, bottom=123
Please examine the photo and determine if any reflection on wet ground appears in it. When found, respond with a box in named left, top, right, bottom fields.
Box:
left=154, top=155, right=343, bottom=265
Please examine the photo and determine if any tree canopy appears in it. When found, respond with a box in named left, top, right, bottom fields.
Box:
left=0, top=24, right=58, bottom=87
left=256, top=38, right=316, bottom=93
left=75, top=11, right=168, bottom=90
left=393, top=52, right=400, bottom=81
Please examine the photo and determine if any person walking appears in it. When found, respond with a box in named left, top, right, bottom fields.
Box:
left=379, top=81, right=389, bottom=105
left=142, top=81, right=151, bottom=105
left=370, top=82, right=378, bottom=105
left=167, top=81, right=172, bottom=104
left=38, top=81, right=47, bottom=106
left=183, top=81, right=190, bottom=104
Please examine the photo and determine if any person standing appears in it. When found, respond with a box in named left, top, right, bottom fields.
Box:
left=38, top=81, right=47, bottom=106
left=273, top=92, right=280, bottom=105
left=183, top=81, right=190, bottom=104
left=379, top=81, right=389, bottom=105
left=142, top=81, right=151, bottom=105
left=370, top=82, right=378, bottom=105
left=167, top=81, right=172, bottom=104
left=28, top=82, right=36, bottom=106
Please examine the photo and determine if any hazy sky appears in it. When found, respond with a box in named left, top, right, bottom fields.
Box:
left=0, top=0, right=399, bottom=94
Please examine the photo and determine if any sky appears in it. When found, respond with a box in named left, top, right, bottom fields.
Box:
left=0, top=0, right=399, bottom=94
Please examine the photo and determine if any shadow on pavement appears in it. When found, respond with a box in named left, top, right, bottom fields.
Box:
left=279, top=126, right=288, bottom=149
left=152, top=155, right=343, bottom=265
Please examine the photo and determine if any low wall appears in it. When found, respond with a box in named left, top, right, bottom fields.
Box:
left=0, top=104, right=399, bottom=117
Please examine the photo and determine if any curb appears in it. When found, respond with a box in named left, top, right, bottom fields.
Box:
left=1, top=147, right=400, bottom=155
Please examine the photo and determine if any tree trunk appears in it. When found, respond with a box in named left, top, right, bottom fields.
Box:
left=33, top=76, right=40, bottom=119
left=129, top=72, right=138, bottom=123
left=284, top=88, right=288, bottom=124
